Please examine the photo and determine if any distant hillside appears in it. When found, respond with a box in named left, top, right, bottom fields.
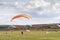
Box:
left=0, top=24, right=59, bottom=30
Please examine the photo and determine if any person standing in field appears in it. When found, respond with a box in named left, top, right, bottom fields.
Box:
left=21, top=31, right=23, bottom=35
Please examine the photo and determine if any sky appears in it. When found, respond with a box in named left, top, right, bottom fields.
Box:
left=0, top=0, right=60, bottom=25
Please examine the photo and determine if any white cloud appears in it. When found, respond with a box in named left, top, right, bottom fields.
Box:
left=34, top=0, right=50, bottom=7
left=0, top=0, right=60, bottom=25
left=35, top=1, right=60, bottom=17
left=23, top=0, right=50, bottom=11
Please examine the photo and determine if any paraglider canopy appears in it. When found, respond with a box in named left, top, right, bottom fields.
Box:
left=56, top=24, right=60, bottom=27
left=24, top=24, right=32, bottom=27
left=8, top=25, right=16, bottom=29
left=10, top=14, right=31, bottom=22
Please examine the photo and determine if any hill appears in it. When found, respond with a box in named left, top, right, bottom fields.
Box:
left=0, top=23, right=60, bottom=31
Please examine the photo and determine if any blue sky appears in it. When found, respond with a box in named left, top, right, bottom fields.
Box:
left=0, top=0, right=60, bottom=25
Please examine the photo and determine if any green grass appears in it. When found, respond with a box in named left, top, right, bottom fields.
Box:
left=0, top=30, right=60, bottom=40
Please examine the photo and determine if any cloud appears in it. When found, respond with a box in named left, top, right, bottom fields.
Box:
left=30, top=0, right=60, bottom=18
left=0, top=0, right=60, bottom=25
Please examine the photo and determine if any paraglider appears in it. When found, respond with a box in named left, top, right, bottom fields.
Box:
left=10, top=14, right=32, bottom=34
left=10, top=14, right=30, bottom=22
left=24, top=24, right=32, bottom=32
left=56, top=24, right=60, bottom=28
left=8, top=25, right=16, bottom=30
left=24, top=24, right=32, bottom=27
left=24, top=24, right=32, bottom=29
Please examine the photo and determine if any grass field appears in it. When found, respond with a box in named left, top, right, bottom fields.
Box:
left=0, top=30, right=60, bottom=40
